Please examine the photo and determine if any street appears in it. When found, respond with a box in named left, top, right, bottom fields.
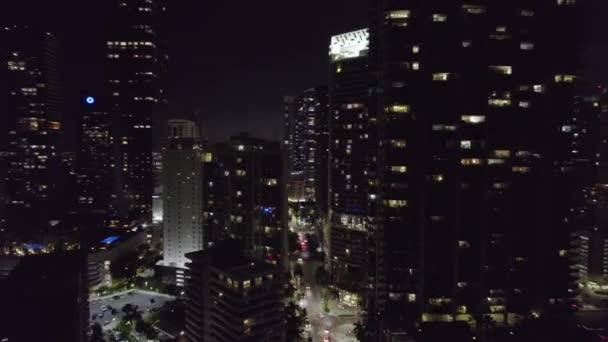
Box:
left=293, top=224, right=357, bottom=342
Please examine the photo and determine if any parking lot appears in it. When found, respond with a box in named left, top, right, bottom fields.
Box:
left=89, top=290, right=174, bottom=330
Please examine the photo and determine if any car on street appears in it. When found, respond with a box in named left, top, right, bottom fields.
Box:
left=101, top=305, right=107, bottom=311
left=113, top=295, right=121, bottom=300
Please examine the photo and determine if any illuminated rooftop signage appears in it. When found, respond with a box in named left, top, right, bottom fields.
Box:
left=329, top=28, right=369, bottom=62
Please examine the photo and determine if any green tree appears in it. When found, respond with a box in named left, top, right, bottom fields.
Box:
left=293, top=264, right=304, bottom=278
left=110, top=252, right=139, bottom=280
left=90, top=323, right=104, bottom=342
left=315, top=265, right=329, bottom=286
left=285, top=301, right=306, bottom=341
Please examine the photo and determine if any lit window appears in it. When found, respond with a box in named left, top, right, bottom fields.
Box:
left=488, top=92, right=512, bottom=107
left=557, top=0, right=576, bottom=5
left=386, top=199, right=408, bottom=208
left=461, top=140, right=472, bottom=149
left=462, top=5, right=486, bottom=14
left=432, top=124, right=457, bottom=131
left=533, top=85, right=544, bottom=93
left=521, top=9, right=534, bottom=16
left=461, top=158, right=483, bottom=166
left=488, top=158, right=505, bottom=165
left=390, top=139, right=406, bottom=148
left=236, top=169, right=247, bottom=177
left=461, top=115, right=485, bottom=124
left=432, top=73, right=451, bottom=81
left=412, top=45, right=420, bottom=54
left=494, top=150, right=510, bottom=158
left=390, top=166, right=408, bottom=173
left=265, top=178, right=278, bottom=186
left=520, top=42, right=534, bottom=50
left=493, top=182, right=508, bottom=189
left=489, top=99, right=511, bottom=107
left=243, top=280, right=251, bottom=289
left=554, top=74, right=577, bottom=83
left=408, top=293, right=416, bottom=302
left=519, top=101, right=531, bottom=108
left=203, top=153, right=213, bottom=162
left=433, top=13, right=447, bottom=22
left=458, top=240, right=471, bottom=248
left=412, top=62, right=420, bottom=70
left=462, top=40, right=472, bottom=48
left=386, top=10, right=410, bottom=19
left=512, top=166, right=531, bottom=174
left=432, top=174, right=444, bottom=182
left=388, top=104, right=410, bottom=113
left=489, top=65, right=512, bottom=75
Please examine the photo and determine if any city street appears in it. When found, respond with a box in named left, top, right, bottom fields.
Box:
left=89, top=289, right=174, bottom=331
left=293, top=224, right=357, bottom=342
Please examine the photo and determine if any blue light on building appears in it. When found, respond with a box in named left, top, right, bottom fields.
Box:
left=85, top=96, right=95, bottom=105
left=23, top=243, right=43, bottom=250
left=100, top=236, right=119, bottom=244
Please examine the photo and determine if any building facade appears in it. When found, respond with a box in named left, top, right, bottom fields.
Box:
left=76, top=95, right=115, bottom=229
left=105, top=0, right=168, bottom=221
left=0, top=26, right=63, bottom=244
left=328, top=28, right=373, bottom=293
left=211, top=134, right=287, bottom=266
left=368, top=0, right=582, bottom=333
left=185, top=240, right=285, bottom=342
left=284, top=88, right=329, bottom=205
left=158, top=120, right=204, bottom=282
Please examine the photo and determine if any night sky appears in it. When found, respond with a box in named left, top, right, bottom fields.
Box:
left=3, top=1, right=607, bottom=147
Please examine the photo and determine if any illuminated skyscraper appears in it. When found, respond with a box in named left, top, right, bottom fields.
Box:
left=0, top=26, right=63, bottom=243
left=368, top=1, right=582, bottom=335
left=327, top=29, right=373, bottom=294
left=158, top=120, right=203, bottom=285
left=284, top=88, right=328, bottom=205
left=76, top=95, right=114, bottom=228
left=212, top=134, right=287, bottom=265
left=105, top=0, right=168, bottom=221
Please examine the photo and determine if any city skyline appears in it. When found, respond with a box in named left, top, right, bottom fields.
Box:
left=2, top=1, right=608, bottom=342
left=2, top=0, right=605, bottom=145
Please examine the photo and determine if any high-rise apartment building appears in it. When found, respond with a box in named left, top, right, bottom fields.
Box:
left=368, top=0, right=582, bottom=334
left=158, top=120, right=204, bottom=284
left=0, top=26, right=63, bottom=246
left=212, top=134, right=287, bottom=266
left=105, top=0, right=168, bottom=221
left=185, top=239, right=285, bottom=342
left=284, top=88, right=329, bottom=205
left=328, top=29, right=372, bottom=295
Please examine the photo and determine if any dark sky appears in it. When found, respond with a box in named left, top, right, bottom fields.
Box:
left=3, top=1, right=608, bottom=145
left=170, top=1, right=368, bottom=141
